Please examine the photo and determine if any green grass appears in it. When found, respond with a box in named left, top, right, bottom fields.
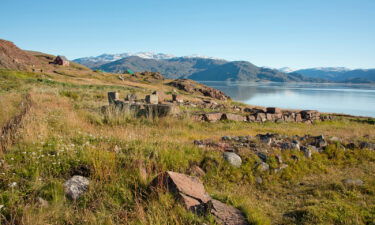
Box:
left=0, top=70, right=374, bottom=224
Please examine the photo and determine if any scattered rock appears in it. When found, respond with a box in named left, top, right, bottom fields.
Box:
left=145, top=94, right=159, bottom=104
left=300, top=146, right=312, bottom=158
left=359, top=142, right=375, bottom=150
left=223, top=152, right=242, bottom=167
left=256, top=162, right=270, bottom=172
left=255, top=176, right=263, bottom=184
left=266, top=107, right=282, bottom=114
left=257, top=152, right=268, bottom=162
left=150, top=171, right=211, bottom=212
left=211, top=199, right=249, bottom=225
left=221, top=113, right=247, bottom=122
left=37, top=197, right=49, bottom=208
left=203, top=112, right=223, bottom=122
left=64, top=176, right=89, bottom=200
left=188, top=165, right=206, bottom=178
left=342, top=179, right=364, bottom=187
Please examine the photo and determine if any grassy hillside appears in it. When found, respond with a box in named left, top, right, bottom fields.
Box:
left=0, top=68, right=374, bottom=225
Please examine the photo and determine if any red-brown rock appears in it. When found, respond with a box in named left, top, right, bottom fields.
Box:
left=221, top=113, right=246, bottom=122
left=266, top=107, right=282, bottom=114
left=211, top=199, right=249, bottom=225
left=151, top=171, right=211, bottom=210
left=203, top=112, right=223, bottom=122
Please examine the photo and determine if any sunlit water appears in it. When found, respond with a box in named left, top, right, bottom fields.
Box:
left=200, top=81, right=375, bottom=117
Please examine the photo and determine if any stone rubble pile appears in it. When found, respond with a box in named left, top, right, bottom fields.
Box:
left=194, top=133, right=374, bottom=173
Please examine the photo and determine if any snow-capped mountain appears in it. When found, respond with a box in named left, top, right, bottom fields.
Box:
left=73, top=52, right=224, bottom=68
left=278, top=67, right=297, bottom=73
left=74, top=52, right=176, bottom=68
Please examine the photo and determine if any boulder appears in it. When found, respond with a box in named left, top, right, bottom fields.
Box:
left=301, top=110, right=320, bottom=121
left=172, top=94, right=183, bottom=103
left=223, top=152, right=242, bottom=167
left=125, top=93, right=137, bottom=103
left=152, top=91, right=166, bottom=102
left=221, top=113, right=246, bottom=122
left=108, top=92, right=119, bottom=104
left=295, top=113, right=302, bottom=122
left=256, top=162, right=270, bottom=172
left=187, top=165, right=206, bottom=178
left=300, top=146, right=312, bottom=158
left=145, top=94, right=159, bottom=104
left=246, top=115, right=256, bottom=122
left=266, top=107, right=282, bottom=114
left=64, top=176, right=89, bottom=200
left=359, top=142, right=375, bottom=150
left=211, top=199, right=249, bottom=225
left=342, top=179, right=364, bottom=187
left=150, top=171, right=211, bottom=211
left=255, top=113, right=267, bottom=122
left=203, top=112, right=223, bottom=122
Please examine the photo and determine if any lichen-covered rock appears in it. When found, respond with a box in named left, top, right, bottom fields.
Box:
left=223, top=152, right=242, bottom=167
left=64, top=176, right=89, bottom=200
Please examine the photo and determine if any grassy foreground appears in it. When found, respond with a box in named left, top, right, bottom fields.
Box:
left=0, top=69, right=374, bottom=225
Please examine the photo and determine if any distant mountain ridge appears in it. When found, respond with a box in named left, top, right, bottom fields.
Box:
left=74, top=53, right=374, bottom=83
left=290, top=67, right=375, bottom=83
left=74, top=53, right=322, bottom=82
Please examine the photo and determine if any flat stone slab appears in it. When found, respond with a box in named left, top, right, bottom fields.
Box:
left=151, top=171, right=211, bottom=210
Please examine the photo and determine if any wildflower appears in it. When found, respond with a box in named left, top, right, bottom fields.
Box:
left=9, top=182, right=17, bottom=188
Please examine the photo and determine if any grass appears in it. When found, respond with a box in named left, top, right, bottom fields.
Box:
left=0, top=69, right=374, bottom=224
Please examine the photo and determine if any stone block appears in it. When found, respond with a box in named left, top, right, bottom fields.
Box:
left=108, top=92, right=119, bottom=104
left=266, top=107, right=282, bottom=114
left=145, top=94, right=159, bottom=104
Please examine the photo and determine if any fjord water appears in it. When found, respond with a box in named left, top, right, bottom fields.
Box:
left=201, top=82, right=375, bottom=117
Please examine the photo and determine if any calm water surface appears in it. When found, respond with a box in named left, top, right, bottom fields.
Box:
left=200, top=81, right=375, bottom=118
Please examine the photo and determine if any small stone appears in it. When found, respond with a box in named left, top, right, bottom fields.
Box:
left=145, top=94, right=159, bottom=104
left=257, top=162, right=269, bottom=172
left=275, top=155, right=283, bottom=164
left=255, top=176, right=263, bottom=184
left=300, top=146, right=312, bottom=158
left=257, top=152, right=268, bottom=162
left=222, top=136, right=232, bottom=141
left=188, top=165, right=206, bottom=177
left=223, top=152, right=242, bottom=167
left=64, top=176, right=89, bottom=200
left=342, top=179, right=364, bottom=186
left=37, top=197, right=49, bottom=208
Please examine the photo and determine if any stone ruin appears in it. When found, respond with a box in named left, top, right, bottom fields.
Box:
left=106, top=91, right=180, bottom=118
left=194, top=107, right=330, bottom=123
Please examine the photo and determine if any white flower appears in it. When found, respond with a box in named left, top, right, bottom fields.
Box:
left=9, top=182, right=17, bottom=188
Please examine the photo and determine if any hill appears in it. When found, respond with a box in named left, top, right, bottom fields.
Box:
left=76, top=54, right=323, bottom=82
left=0, top=39, right=42, bottom=71
left=293, top=67, right=375, bottom=83
left=189, top=61, right=324, bottom=82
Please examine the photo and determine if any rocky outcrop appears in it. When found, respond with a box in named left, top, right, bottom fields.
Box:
left=150, top=171, right=249, bottom=225
left=168, top=79, right=230, bottom=101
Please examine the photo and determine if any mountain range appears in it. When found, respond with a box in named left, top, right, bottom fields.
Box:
left=74, top=53, right=375, bottom=83
left=74, top=53, right=324, bottom=82
left=284, top=67, right=375, bottom=83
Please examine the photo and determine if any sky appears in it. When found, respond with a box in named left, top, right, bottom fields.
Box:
left=1, top=0, right=375, bottom=69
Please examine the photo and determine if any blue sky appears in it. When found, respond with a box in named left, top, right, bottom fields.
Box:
left=1, top=0, right=374, bottom=69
